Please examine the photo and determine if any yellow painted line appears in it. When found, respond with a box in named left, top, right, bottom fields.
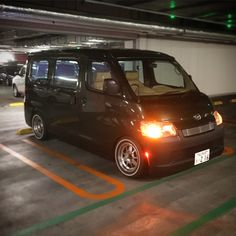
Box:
left=212, top=101, right=223, bottom=106
left=223, top=146, right=234, bottom=156
left=9, top=102, right=24, bottom=107
left=16, top=128, right=32, bottom=135
left=230, top=98, right=236, bottom=103
left=23, top=139, right=125, bottom=200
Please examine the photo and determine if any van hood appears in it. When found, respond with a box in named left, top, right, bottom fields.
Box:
left=139, top=90, right=215, bottom=129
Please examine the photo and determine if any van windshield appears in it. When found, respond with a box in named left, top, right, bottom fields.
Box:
left=118, top=59, right=197, bottom=96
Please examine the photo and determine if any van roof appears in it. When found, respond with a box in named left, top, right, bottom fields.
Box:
left=29, top=48, right=174, bottom=60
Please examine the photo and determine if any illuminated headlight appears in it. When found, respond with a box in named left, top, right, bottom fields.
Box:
left=140, top=121, right=177, bottom=139
left=213, top=111, right=223, bottom=126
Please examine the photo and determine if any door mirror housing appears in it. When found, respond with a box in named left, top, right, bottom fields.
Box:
left=103, top=79, right=120, bottom=96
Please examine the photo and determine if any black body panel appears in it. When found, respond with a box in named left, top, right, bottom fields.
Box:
left=24, top=48, right=224, bottom=171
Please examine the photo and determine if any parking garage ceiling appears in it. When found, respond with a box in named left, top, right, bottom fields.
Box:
left=0, top=0, right=236, bottom=51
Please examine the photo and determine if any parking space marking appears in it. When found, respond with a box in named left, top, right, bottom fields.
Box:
left=9, top=102, right=24, bottom=107
left=23, top=139, right=125, bottom=199
left=170, top=197, right=236, bottom=236
left=12, top=154, right=236, bottom=236
left=0, top=143, right=124, bottom=200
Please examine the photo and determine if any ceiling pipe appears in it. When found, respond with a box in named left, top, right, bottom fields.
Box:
left=1, top=4, right=236, bottom=44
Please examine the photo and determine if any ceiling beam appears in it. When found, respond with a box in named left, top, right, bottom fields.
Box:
left=1, top=1, right=235, bottom=35
left=0, top=4, right=236, bottom=45
left=0, top=19, right=138, bottom=40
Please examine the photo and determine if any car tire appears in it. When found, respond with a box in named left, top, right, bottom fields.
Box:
left=32, top=113, right=48, bottom=140
left=13, top=85, right=19, bottom=97
left=115, top=138, right=147, bottom=177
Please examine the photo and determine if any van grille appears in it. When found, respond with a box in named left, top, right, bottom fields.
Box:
left=182, top=122, right=215, bottom=137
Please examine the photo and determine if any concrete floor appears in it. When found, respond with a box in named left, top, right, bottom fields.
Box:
left=0, top=85, right=236, bottom=236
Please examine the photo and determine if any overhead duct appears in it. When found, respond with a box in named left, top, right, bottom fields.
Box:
left=0, top=4, right=236, bottom=44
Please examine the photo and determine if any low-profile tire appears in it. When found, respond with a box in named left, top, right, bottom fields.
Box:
left=13, top=85, right=19, bottom=97
left=115, top=138, right=147, bottom=178
left=32, top=113, right=48, bottom=140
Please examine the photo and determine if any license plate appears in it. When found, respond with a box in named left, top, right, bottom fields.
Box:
left=194, top=149, right=210, bottom=165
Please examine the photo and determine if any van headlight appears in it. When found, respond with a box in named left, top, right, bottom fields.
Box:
left=140, top=121, right=177, bottom=139
left=213, top=111, right=223, bottom=126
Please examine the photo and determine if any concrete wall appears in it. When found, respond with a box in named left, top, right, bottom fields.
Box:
left=135, top=37, right=236, bottom=96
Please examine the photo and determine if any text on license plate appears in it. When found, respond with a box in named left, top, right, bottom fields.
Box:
left=194, top=149, right=210, bottom=165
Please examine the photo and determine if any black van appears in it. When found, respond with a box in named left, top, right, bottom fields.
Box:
left=24, top=49, right=224, bottom=177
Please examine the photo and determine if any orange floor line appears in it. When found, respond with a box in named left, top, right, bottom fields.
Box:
left=23, top=139, right=125, bottom=199
left=0, top=143, right=109, bottom=199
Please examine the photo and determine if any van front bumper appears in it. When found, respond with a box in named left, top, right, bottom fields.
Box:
left=139, top=125, right=224, bottom=168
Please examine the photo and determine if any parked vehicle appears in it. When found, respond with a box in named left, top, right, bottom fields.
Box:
left=12, top=65, right=26, bottom=97
left=0, top=62, right=22, bottom=86
left=24, top=49, right=224, bottom=177
left=0, top=65, right=7, bottom=84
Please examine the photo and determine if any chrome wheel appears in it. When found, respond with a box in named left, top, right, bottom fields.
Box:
left=115, top=139, right=142, bottom=177
left=32, top=114, right=46, bottom=140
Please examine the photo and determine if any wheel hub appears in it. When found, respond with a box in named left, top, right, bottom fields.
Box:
left=116, top=141, right=140, bottom=173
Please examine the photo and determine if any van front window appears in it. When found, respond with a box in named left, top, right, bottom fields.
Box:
left=118, top=59, right=196, bottom=96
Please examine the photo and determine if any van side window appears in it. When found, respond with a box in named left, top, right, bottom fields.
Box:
left=30, top=60, right=49, bottom=81
left=53, top=60, right=79, bottom=89
left=87, top=61, right=112, bottom=91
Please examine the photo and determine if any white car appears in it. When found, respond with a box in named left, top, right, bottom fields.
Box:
left=12, top=65, right=26, bottom=97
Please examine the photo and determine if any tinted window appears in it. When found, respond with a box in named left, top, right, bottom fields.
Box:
left=31, top=60, right=49, bottom=81
left=87, top=61, right=112, bottom=91
left=54, top=60, right=79, bottom=89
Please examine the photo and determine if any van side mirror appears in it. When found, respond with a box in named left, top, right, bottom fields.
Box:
left=103, top=79, right=120, bottom=96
